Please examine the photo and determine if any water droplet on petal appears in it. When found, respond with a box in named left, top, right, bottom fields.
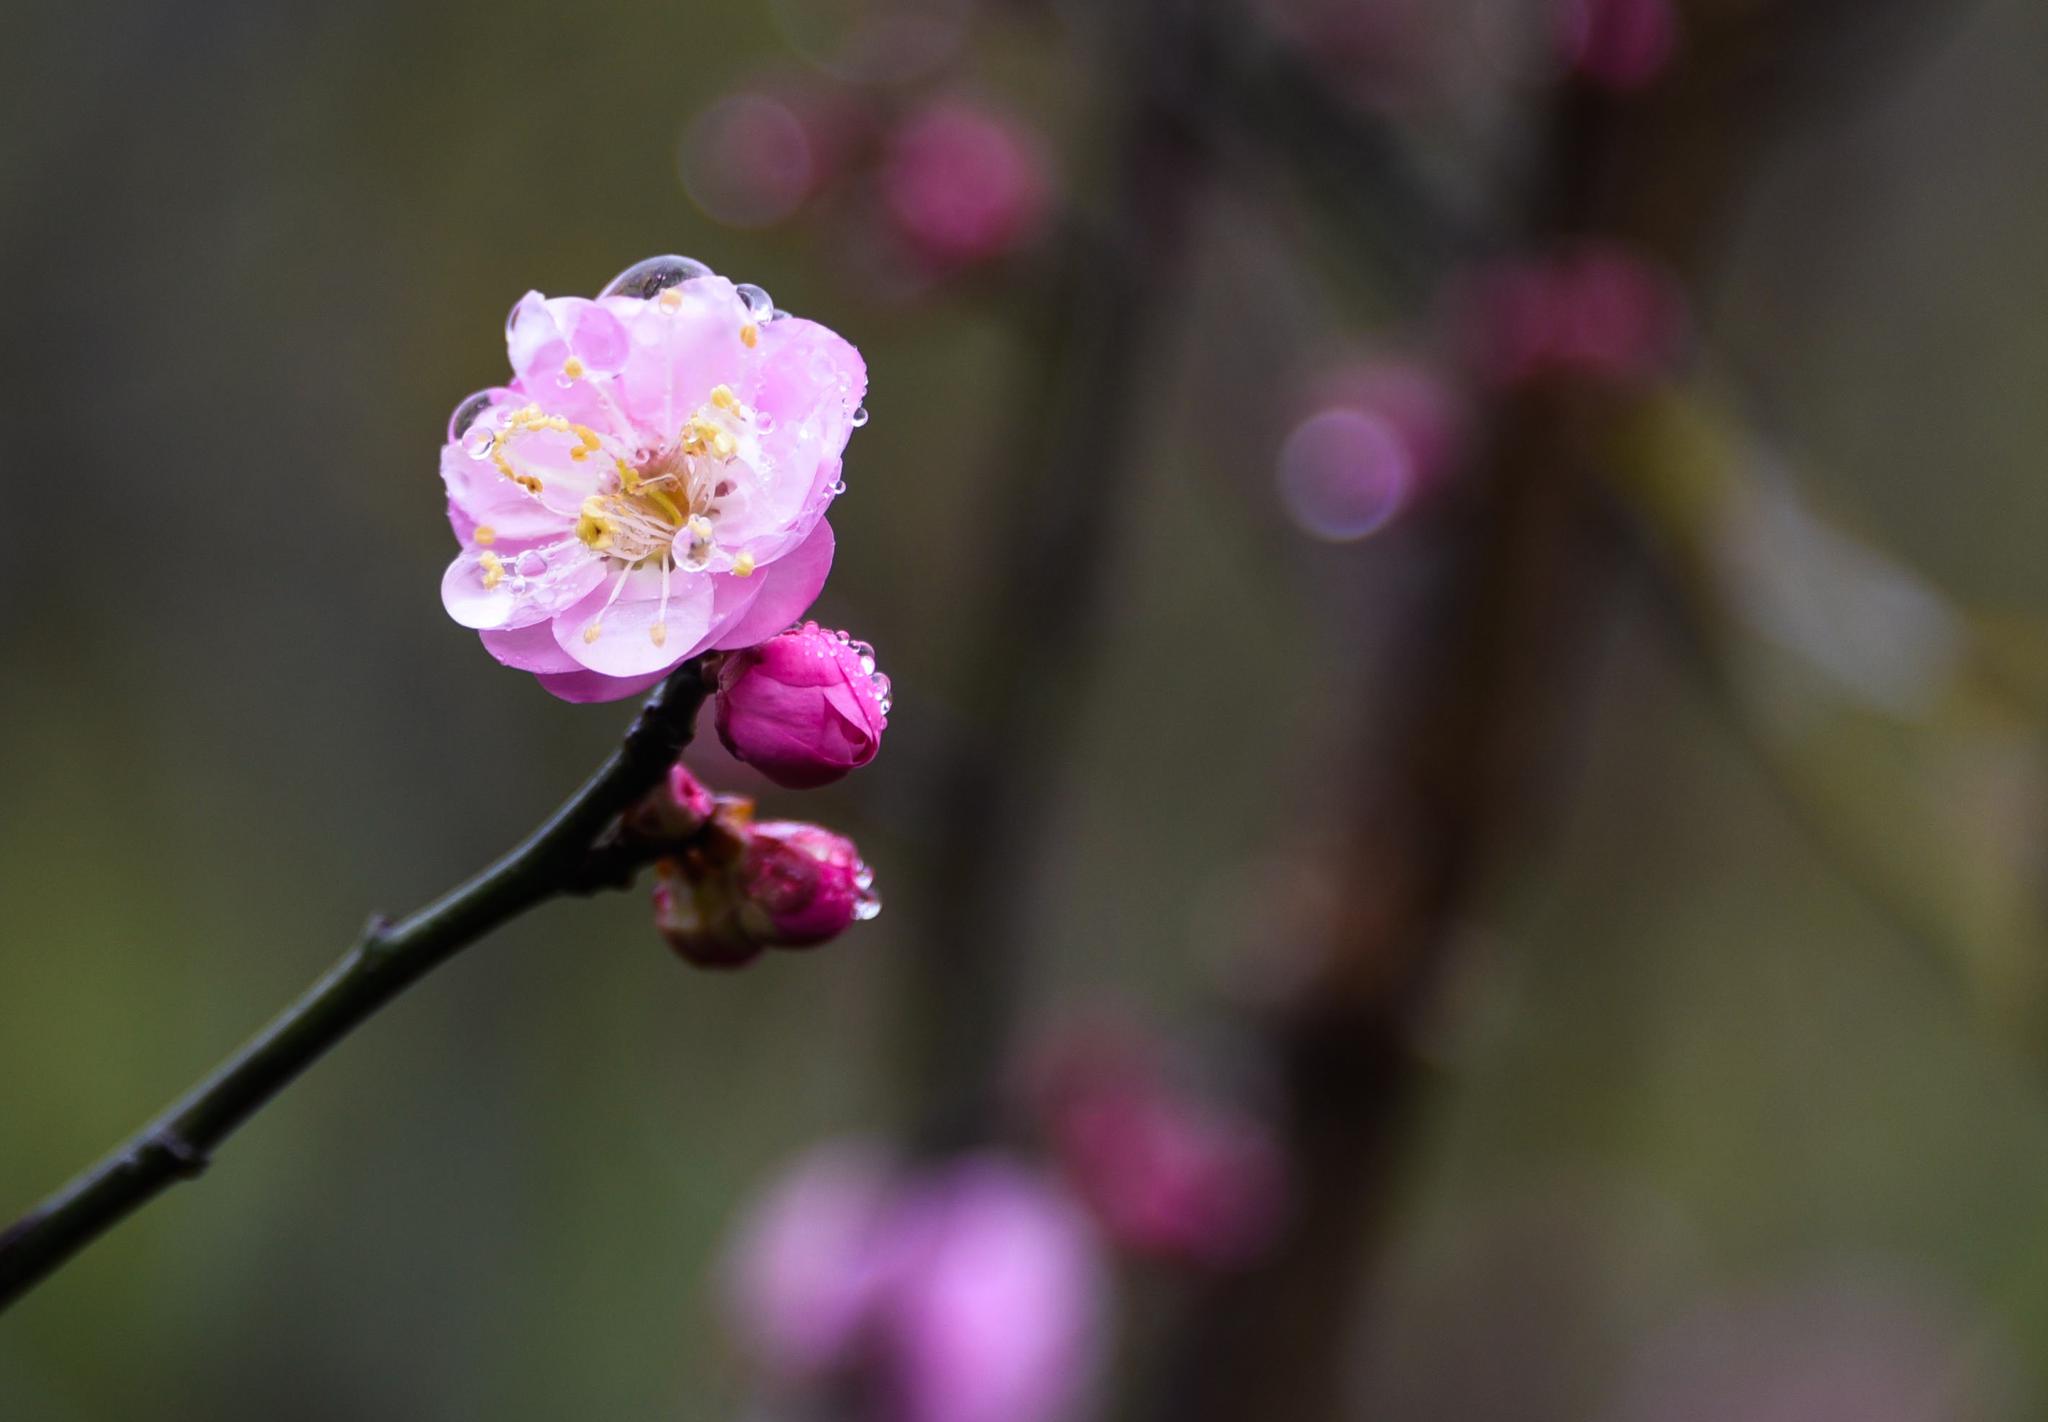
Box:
left=849, top=404, right=869, bottom=428
left=735, top=282, right=776, bottom=319
left=829, top=479, right=848, bottom=496
left=600, top=254, right=713, bottom=301
left=450, top=388, right=508, bottom=447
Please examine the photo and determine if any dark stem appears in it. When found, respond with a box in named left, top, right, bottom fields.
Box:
left=0, top=657, right=715, bottom=1314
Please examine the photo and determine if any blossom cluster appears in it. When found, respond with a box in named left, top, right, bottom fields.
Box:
left=438, top=258, right=893, bottom=963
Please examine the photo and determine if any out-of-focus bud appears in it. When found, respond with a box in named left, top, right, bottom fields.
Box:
left=1555, top=0, right=1679, bottom=92
left=715, top=622, right=891, bottom=790
left=880, top=99, right=1054, bottom=271
left=724, top=1146, right=1106, bottom=1422
left=1034, top=1027, right=1286, bottom=1269
left=651, top=806, right=878, bottom=969
left=1454, top=242, right=1687, bottom=388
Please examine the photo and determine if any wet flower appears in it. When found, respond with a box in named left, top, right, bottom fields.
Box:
left=652, top=805, right=878, bottom=969
left=439, top=256, right=866, bottom=703
left=880, top=99, right=1053, bottom=271
left=725, top=1145, right=1106, bottom=1422
left=715, top=621, right=891, bottom=789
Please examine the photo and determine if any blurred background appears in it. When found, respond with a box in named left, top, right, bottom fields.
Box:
left=5, top=0, right=2048, bottom=1418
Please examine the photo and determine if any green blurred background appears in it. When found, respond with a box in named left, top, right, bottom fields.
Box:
left=5, top=0, right=2048, bottom=1417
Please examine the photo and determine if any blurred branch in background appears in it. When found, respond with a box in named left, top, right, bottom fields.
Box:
left=1142, top=3, right=1991, bottom=1419
left=900, top=0, right=1211, bottom=1147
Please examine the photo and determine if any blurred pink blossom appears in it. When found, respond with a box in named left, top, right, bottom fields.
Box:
left=1455, top=242, right=1686, bottom=387
left=880, top=99, right=1054, bottom=271
left=715, top=622, right=891, bottom=788
left=725, top=1146, right=1106, bottom=1422
left=1555, top=0, right=1680, bottom=92
left=439, top=257, right=865, bottom=701
left=1035, top=1025, right=1286, bottom=1268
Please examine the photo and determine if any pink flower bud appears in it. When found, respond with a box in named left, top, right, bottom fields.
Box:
left=715, top=622, right=891, bottom=789
left=736, top=820, right=880, bottom=948
left=651, top=812, right=878, bottom=968
left=880, top=99, right=1054, bottom=271
left=627, top=762, right=719, bottom=843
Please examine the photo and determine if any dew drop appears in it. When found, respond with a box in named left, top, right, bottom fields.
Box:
left=735, top=282, right=775, bottom=319
left=515, top=550, right=549, bottom=578
left=450, top=388, right=507, bottom=449
left=849, top=404, right=869, bottom=428
left=829, top=479, right=848, bottom=496
left=601, top=254, right=713, bottom=301
left=853, top=884, right=882, bottom=921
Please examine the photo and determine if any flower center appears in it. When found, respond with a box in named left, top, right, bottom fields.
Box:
left=567, top=382, right=760, bottom=573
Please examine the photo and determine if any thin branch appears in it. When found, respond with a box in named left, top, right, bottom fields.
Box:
left=0, top=656, right=716, bottom=1314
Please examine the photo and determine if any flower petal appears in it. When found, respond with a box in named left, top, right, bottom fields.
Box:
left=534, top=665, right=673, bottom=703
left=552, top=564, right=717, bottom=677
left=711, top=519, right=835, bottom=651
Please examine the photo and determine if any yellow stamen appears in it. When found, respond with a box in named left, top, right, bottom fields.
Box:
left=479, top=552, right=505, bottom=590
left=732, top=552, right=756, bottom=577
left=562, top=355, right=586, bottom=381
left=740, top=323, right=758, bottom=348
left=659, top=288, right=684, bottom=313
left=474, top=525, right=496, bottom=546
left=583, top=622, right=602, bottom=644
left=650, top=623, right=668, bottom=647
left=710, top=384, right=740, bottom=413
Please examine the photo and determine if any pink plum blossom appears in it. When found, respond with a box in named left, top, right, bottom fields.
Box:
left=724, top=1146, right=1105, bottom=1422
left=715, top=622, right=891, bottom=788
left=439, top=256, right=866, bottom=702
left=880, top=99, right=1054, bottom=271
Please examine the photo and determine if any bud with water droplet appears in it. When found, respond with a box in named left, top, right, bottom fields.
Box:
left=653, top=810, right=878, bottom=967
left=715, top=622, right=890, bottom=789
